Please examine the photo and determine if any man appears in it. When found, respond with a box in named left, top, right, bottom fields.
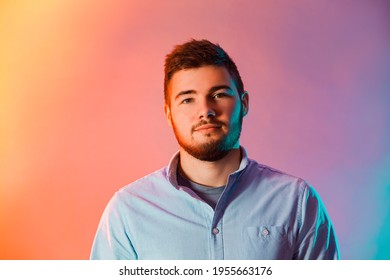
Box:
left=90, top=39, right=339, bottom=260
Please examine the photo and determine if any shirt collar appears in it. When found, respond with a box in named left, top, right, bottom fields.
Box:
left=167, top=146, right=249, bottom=188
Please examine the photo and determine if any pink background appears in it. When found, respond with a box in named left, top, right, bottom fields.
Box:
left=1, top=0, right=389, bottom=259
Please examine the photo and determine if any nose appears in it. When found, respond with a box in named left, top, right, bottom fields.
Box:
left=198, top=99, right=216, bottom=119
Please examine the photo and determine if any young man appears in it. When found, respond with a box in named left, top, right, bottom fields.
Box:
left=90, top=39, right=339, bottom=260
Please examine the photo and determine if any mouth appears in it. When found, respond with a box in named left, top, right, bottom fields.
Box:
left=194, top=123, right=223, bottom=132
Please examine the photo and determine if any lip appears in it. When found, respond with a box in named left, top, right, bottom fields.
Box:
left=194, top=124, right=222, bottom=131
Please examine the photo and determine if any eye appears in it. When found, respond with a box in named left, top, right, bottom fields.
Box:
left=213, top=92, right=227, bottom=99
left=181, top=98, right=193, bottom=104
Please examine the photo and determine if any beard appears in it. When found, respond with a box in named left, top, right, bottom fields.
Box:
left=171, top=110, right=244, bottom=162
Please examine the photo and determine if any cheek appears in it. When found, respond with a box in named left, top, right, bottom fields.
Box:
left=176, top=106, right=197, bottom=121
left=171, top=111, right=193, bottom=130
left=226, top=103, right=242, bottom=122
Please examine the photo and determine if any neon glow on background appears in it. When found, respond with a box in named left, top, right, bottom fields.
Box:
left=1, top=0, right=389, bottom=259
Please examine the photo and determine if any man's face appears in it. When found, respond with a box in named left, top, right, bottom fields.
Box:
left=164, top=65, right=248, bottom=161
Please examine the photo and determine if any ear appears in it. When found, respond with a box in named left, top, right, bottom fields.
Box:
left=164, top=103, right=173, bottom=127
left=241, top=91, right=249, bottom=117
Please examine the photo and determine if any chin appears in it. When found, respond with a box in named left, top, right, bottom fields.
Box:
left=182, top=138, right=232, bottom=161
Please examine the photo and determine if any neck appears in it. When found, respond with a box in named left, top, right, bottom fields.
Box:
left=179, top=147, right=242, bottom=187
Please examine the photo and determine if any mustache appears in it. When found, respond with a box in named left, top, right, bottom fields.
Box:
left=192, top=120, right=225, bottom=132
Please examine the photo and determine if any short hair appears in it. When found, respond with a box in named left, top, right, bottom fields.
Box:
left=164, top=39, right=244, bottom=103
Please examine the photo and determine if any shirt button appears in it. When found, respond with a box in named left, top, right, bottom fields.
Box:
left=212, top=228, right=219, bottom=235
left=261, top=228, right=270, bottom=236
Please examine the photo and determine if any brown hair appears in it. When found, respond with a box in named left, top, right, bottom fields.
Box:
left=164, top=39, right=244, bottom=103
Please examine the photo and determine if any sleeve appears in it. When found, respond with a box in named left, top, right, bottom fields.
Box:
left=294, top=182, right=340, bottom=260
left=90, top=192, right=138, bottom=260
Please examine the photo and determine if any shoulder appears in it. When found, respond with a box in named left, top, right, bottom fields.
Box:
left=116, top=166, right=170, bottom=197
left=246, top=158, right=308, bottom=189
left=240, top=158, right=316, bottom=207
left=101, top=166, right=171, bottom=214
left=245, top=159, right=328, bottom=215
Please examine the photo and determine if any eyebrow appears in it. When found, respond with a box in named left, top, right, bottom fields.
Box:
left=174, top=90, right=196, bottom=101
left=208, top=85, right=232, bottom=94
left=174, top=85, right=233, bottom=101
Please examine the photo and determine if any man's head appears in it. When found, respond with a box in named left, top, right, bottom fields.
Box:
left=164, top=39, right=249, bottom=161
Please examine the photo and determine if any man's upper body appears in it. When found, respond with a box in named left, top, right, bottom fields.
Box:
left=90, top=39, right=340, bottom=260
left=90, top=147, right=339, bottom=259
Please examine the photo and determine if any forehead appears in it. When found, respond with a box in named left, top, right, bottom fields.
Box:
left=167, top=65, right=236, bottom=99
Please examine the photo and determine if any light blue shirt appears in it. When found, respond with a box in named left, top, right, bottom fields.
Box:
left=90, top=147, right=339, bottom=259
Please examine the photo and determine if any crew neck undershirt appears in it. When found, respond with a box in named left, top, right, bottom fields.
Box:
left=176, top=169, right=225, bottom=209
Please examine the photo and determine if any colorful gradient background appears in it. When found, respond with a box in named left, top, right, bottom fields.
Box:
left=1, top=0, right=389, bottom=259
